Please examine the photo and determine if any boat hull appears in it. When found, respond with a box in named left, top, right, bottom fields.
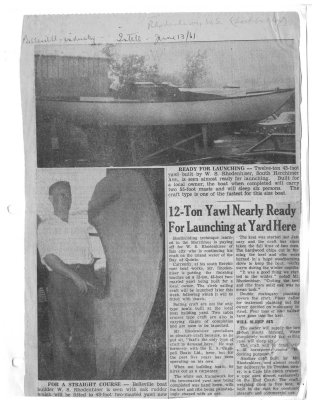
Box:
left=88, top=170, right=163, bottom=379
left=37, top=89, right=294, bottom=126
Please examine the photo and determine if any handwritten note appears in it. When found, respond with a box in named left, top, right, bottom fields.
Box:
left=22, top=33, right=96, bottom=45
left=229, top=15, right=287, bottom=28
left=154, top=31, right=196, bottom=44
left=22, top=13, right=289, bottom=46
left=147, top=17, right=222, bottom=30
left=116, top=32, right=141, bottom=43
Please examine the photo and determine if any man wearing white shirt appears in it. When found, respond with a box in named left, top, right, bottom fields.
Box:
left=38, top=181, right=103, bottom=380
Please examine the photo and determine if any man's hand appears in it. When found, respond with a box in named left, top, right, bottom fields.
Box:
left=71, top=273, right=88, bottom=294
left=43, top=254, right=89, bottom=294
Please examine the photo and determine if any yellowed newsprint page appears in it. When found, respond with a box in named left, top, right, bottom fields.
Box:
left=21, top=12, right=306, bottom=398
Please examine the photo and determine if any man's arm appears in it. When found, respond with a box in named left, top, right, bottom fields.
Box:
left=43, top=254, right=88, bottom=293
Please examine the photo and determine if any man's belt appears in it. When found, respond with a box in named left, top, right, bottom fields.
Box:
left=71, top=263, right=94, bottom=270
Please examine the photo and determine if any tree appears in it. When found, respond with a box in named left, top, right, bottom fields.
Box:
left=183, top=50, right=207, bottom=88
left=111, top=54, right=159, bottom=85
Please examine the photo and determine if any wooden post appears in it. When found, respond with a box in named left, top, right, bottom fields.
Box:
left=202, top=125, right=214, bottom=151
left=128, top=127, right=138, bottom=165
left=50, top=117, right=60, bottom=165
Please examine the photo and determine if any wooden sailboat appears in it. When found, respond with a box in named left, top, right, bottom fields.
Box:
left=36, top=83, right=294, bottom=127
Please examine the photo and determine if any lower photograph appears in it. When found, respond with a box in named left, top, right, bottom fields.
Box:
left=36, top=167, right=166, bottom=381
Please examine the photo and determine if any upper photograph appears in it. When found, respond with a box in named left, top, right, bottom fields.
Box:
left=35, top=40, right=296, bottom=167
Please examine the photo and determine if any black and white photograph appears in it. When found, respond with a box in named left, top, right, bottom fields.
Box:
left=35, top=40, right=296, bottom=168
left=36, top=168, right=166, bottom=380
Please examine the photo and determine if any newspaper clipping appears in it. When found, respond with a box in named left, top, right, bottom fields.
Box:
left=21, top=12, right=305, bottom=397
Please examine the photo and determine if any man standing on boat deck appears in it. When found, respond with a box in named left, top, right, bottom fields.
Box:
left=37, top=181, right=105, bottom=380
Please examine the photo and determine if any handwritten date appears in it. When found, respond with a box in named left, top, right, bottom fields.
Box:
left=154, top=31, right=196, bottom=44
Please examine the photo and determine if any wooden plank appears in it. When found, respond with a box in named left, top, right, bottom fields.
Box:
left=141, top=132, right=203, bottom=161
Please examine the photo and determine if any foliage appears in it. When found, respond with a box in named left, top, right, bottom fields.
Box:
left=110, top=54, right=160, bottom=85
left=183, top=50, right=207, bottom=88
left=102, top=45, right=208, bottom=88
